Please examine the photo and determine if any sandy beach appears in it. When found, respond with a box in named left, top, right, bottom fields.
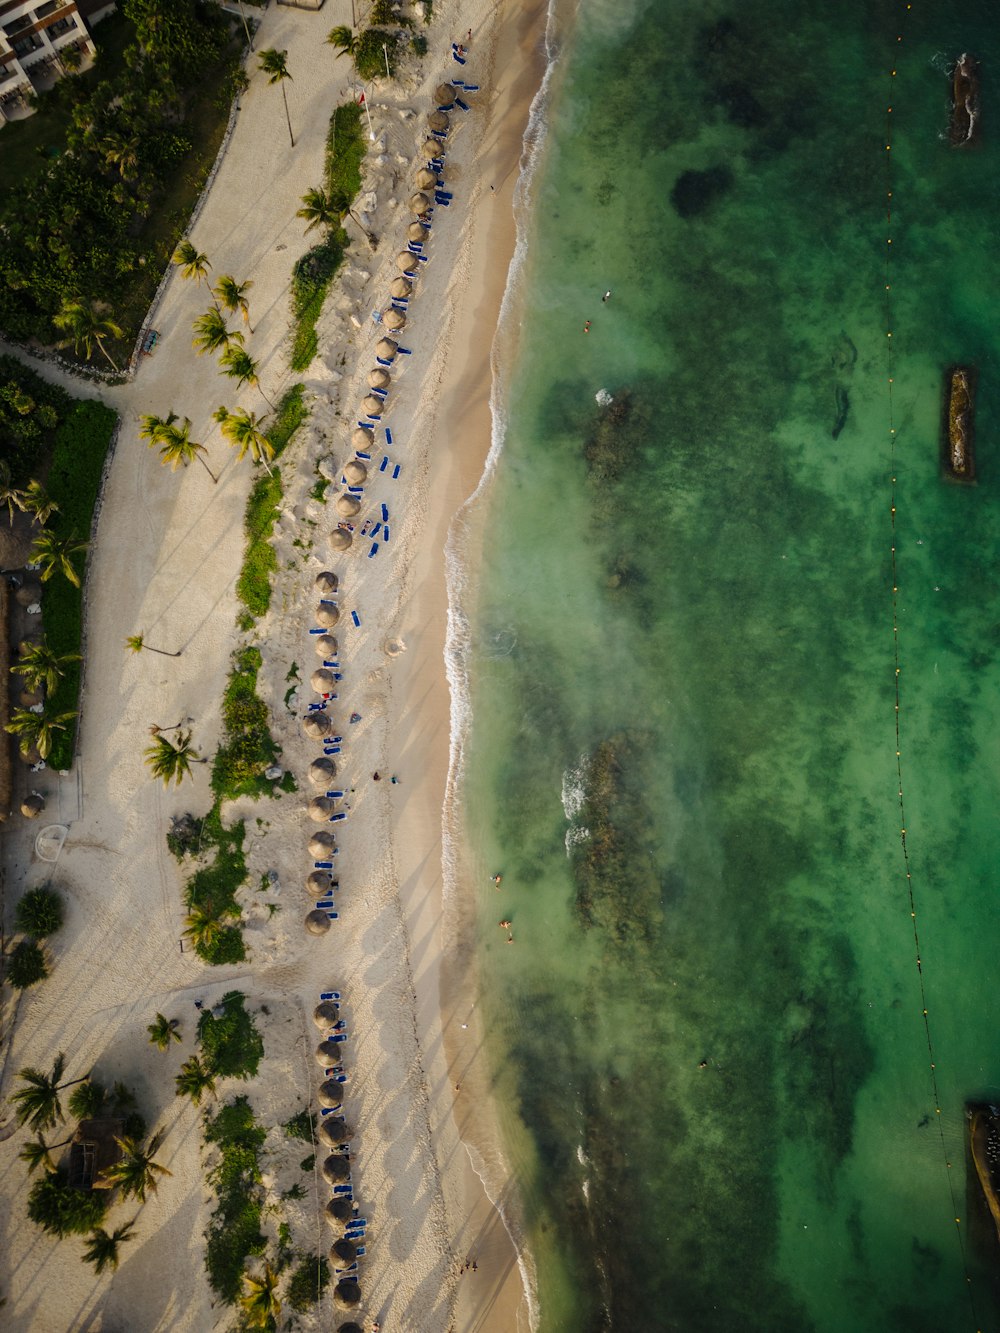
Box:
left=0, top=0, right=546, bottom=1328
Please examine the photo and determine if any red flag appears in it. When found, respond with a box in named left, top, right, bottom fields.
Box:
left=358, top=92, right=365, bottom=105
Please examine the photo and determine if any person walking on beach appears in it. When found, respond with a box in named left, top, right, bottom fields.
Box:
left=602, top=290, right=611, bottom=302
left=493, top=872, right=502, bottom=887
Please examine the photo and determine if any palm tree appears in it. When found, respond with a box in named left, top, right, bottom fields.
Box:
left=174, top=1054, right=217, bottom=1105
left=138, top=411, right=178, bottom=444
left=240, top=1261, right=282, bottom=1329
left=214, top=406, right=275, bottom=473
left=20, top=479, right=59, bottom=526
left=125, top=632, right=181, bottom=658
left=52, top=299, right=124, bottom=371
left=182, top=903, right=224, bottom=953
left=19, top=1132, right=73, bottom=1176
left=297, top=186, right=337, bottom=234
left=144, top=729, right=205, bottom=786
left=6, top=704, right=77, bottom=760
left=213, top=275, right=254, bottom=334
left=219, top=346, right=273, bottom=407
left=101, top=1130, right=171, bottom=1202
left=83, top=1220, right=138, bottom=1275
left=102, top=133, right=140, bottom=181
left=0, top=459, right=25, bottom=525
left=258, top=48, right=294, bottom=147
left=12, top=636, right=80, bottom=695
left=326, top=26, right=357, bottom=59
left=172, top=239, right=211, bottom=286
left=192, top=307, right=242, bottom=357
left=154, top=419, right=219, bottom=484
left=10, top=1055, right=89, bottom=1131
left=147, top=1013, right=182, bottom=1051
left=30, top=529, right=87, bottom=586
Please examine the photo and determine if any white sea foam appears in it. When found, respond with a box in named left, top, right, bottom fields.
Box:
left=595, top=388, right=613, bottom=407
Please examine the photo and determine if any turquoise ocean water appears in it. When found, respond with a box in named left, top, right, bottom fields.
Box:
left=453, top=1, right=1000, bottom=1329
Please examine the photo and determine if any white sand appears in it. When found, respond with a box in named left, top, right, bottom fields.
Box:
left=0, top=0, right=544, bottom=1329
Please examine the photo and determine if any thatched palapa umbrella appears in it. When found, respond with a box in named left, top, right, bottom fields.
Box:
left=361, top=395, right=383, bottom=418
left=315, top=570, right=339, bottom=595
left=319, top=1078, right=344, bottom=1107
left=303, top=715, right=332, bottom=741
left=315, top=604, right=340, bottom=628
left=330, top=1236, right=358, bottom=1263
left=376, top=337, right=398, bottom=361
left=335, top=495, right=360, bottom=519
left=309, top=757, right=337, bottom=787
left=314, top=633, right=338, bottom=658
left=20, top=792, right=45, bottom=819
left=435, top=82, right=457, bottom=104
left=325, top=1197, right=353, bottom=1229
left=409, top=190, right=432, bottom=214
left=427, top=110, right=449, bottom=133
left=319, top=1118, right=352, bottom=1147
left=368, top=368, right=391, bottom=390
left=415, top=166, right=438, bottom=191
left=422, top=136, right=444, bottom=157
left=396, top=251, right=419, bottom=274
left=344, top=460, right=368, bottom=485
left=314, top=1002, right=341, bottom=1031
left=309, top=829, right=336, bottom=857
left=316, top=1039, right=344, bottom=1066
left=334, top=1280, right=362, bottom=1310
left=323, top=1155, right=352, bottom=1185
left=407, top=221, right=429, bottom=244
left=389, top=276, right=411, bottom=300
left=305, top=909, right=331, bottom=935
left=308, top=796, right=336, bottom=822
left=337, top=1323, right=364, bottom=1333
left=352, top=426, right=374, bottom=449
left=307, top=870, right=333, bottom=894
left=311, top=668, right=337, bottom=693
left=383, top=309, right=406, bottom=332
left=328, top=529, right=353, bottom=553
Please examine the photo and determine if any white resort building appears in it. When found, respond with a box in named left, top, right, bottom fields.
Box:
left=0, top=0, right=114, bottom=121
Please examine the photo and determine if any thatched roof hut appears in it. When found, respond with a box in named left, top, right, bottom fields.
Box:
left=325, top=1197, right=353, bottom=1229
left=316, top=1039, right=344, bottom=1065
left=376, top=338, right=398, bottom=361
left=407, top=221, right=429, bottom=243
left=395, top=251, right=419, bottom=274
left=308, top=796, right=337, bottom=822
left=68, top=1117, right=125, bottom=1190
left=315, top=571, right=339, bottom=596
left=315, top=603, right=340, bottom=628
left=309, top=757, right=337, bottom=787
left=307, top=870, right=333, bottom=895
left=318, top=1078, right=344, bottom=1107
left=383, top=308, right=406, bottom=332
left=314, top=633, right=339, bottom=658
left=369, top=368, right=392, bottom=390
left=409, top=190, right=432, bottom=213
left=427, top=111, right=449, bottom=133
left=330, top=1236, right=358, bottom=1262
left=389, top=276, right=411, bottom=300
left=313, top=1000, right=341, bottom=1030
left=344, top=459, right=368, bottom=485
left=309, top=830, right=336, bottom=857
left=323, top=1154, right=352, bottom=1184
left=415, top=166, right=438, bottom=191
left=305, top=910, right=332, bottom=935
left=352, top=426, right=374, bottom=449
left=435, top=82, right=457, bottom=104
left=328, top=529, right=353, bottom=552
left=319, top=1118, right=352, bottom=1147
left=303, top=715, right=333, bottom=740
left=336, top=495, right=361, bottom=519
left=20, top=792, right=45, bottom=819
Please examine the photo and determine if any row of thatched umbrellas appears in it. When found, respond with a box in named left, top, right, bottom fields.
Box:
left=298, top=77, right=464, bottom=1323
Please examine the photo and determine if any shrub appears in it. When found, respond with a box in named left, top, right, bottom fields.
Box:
left=166, top=813, right=204, bottom=860
left=282, top=1109, right=314, bottom=1142
left=198, top=991, right=263, bottom=1079
left=7, top=939, right=49, bottom=988
left=354, top=28, right=399, bottom=80
left=27, top=1169, right=109, bottom=1237
left=204, top=1096, right=266, bottom=1303
left=15, top=885, right=64, bottom=937
left=287, top=1256, right=330, bottom=1312
left=212, top=648, right=279, bottom=800
left=411, top=33, right=428, bottom=56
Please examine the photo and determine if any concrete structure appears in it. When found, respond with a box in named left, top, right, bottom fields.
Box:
left=0, top=0, right=113, bottom=120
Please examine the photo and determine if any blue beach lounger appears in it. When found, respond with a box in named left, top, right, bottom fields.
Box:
left=384, top=428, right=393, bottom=445
left=399, top=346, right=412, bottom=355
left=314, top=861, right=336, bottom=870
left=326, top=790, right=346, bottom=799
left=355, top=1246, right=367, bottom=1257
left=356, top=450, right=372, bottom=460
left=328, top=1032, right=348, bottom=1044
left=330, top=811, right=347, bottom=822
left=351, top=610, right=361, bottom=626
left=320, top=992, right=341, bottom=1002
left=323, top=745, right=342, bottom=756
left=370, top=522, right=382, bottom=539
left=347, top=485, right=364, bottom=495
left=381, top=503, right=389, bottom=521
left=316, top=900, right=335, bottom=910
left=333, top=1184, right=353, bottom=1196
left=379, top=455, right=389, bottom=472
left=461, top=83, right=480, bottom=91
left=376, top=355, right=393, bottom=367
left=456, top=97, right=470, bottom=111
left=368, top=542, right=379, bottom=558
left=391, top=298, right=408, bottom=310
left=435, top=194, right=452, bottom=206
left=325, top=911, right=339, bottom=920
left=320, top=1104, right=342, bottom=1116
left=392, top=464, right=401, bottom=479
left=308, top=628, right=325, bottom=635
left=336, top=1264, right=359, bottom=1276
left=383, top=525, right=390, bottom=543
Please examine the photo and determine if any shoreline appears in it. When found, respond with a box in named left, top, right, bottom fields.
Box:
left=0, top=0, right=549, bottom=1329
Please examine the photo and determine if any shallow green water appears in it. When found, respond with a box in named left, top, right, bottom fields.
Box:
left=459, top=2, right=1000, bottom=1328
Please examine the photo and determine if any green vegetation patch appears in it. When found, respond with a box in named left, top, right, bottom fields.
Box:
left=354, top=28, right=402, bottom=81
left=282, top=1109, right=315, bottom=1142
left=184, top=804, right=247, bottom=965
left=289, top=104, right=366, bottom=371
left=268, top=382, right=308, bottom=459
left=211, top=646, right=278, bottom=800
left=27, top=1168, right=109, bottom=1237
left=203, top=1095, right=267, bottom=1303
left=287, top=1255, right=330, bottom=1312
left=15, top=885, right=64, bottom=938
left=198, top=991, right=263, bottom=1079
left=0, top=357, right=68, bottom=482
left=6, top=939, right=49, bottom=989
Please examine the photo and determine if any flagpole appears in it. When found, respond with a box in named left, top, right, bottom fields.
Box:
left=361, top=88, right=375, bottom=141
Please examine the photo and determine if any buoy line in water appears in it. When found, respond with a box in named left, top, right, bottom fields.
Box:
left=883, top=7, right=980, bottom=1326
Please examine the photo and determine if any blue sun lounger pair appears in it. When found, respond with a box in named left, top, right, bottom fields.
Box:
left=333, top=1184, right=353, bottom=1196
